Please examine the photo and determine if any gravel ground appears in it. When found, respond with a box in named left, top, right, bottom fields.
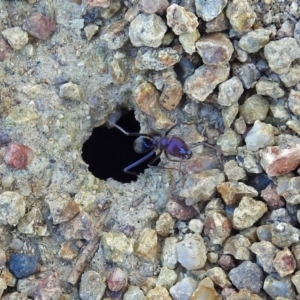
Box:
left=1, top=0, right=300, bottom=299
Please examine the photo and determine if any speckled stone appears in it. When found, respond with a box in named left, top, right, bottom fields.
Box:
left=229, top=261, right=263, bottom=293
left=238, top=29, right=271, bottom=53
left=216, top=128, right=242, bottom=156
left=271, top=222, right=300, bottom=248
left=263, top=274, right=296, bottom=299
left=255, top=78, right=284, bottom=98
left=1, top=27, right=28, bottom=50
left=265, top=37, right=300, bottom=74
left=156, top=213, right=175, bottom=236
left=191, top=277, right=221, bottom=300
left=135, top=228, right=158, bottom=263
left=277, top=176, right=300, bottom=205
left=124, top=285, right=146, bottom=300
left=273, top=247, right=296, bottom=277
left=161, top=237, right=178, bottom=269
left=169, top=277, right=197, bottom=300
left=59, top=82, right=84, bottom=102
left=138, top=0, right=169, bottom=14
left=79, top=270, right=106, bottom=300
left=8, top=254, right=38, bottom=279
left=224, top=160, right=247, bottom=181
left=207, top=267, right=231, bottom=288
left=179, top=30, right=200, bottom=55
left=156, top=266, right=177, bottom=289
left=223, top=234, right=252, bottom=260
left=261, top=183, right=285, bottom=210
left=233, top=63, right=261, bottom=89
left=239, top=94, right=269, bottom=124
left=146, top=286, right=171, bottom=300
left=288, top=89, right=300, bottom=116
left=279, top=65, right=300, bottom=87
left=217, top=76, right=244, bottom=106
left=195, top=0, right=228, bottom=22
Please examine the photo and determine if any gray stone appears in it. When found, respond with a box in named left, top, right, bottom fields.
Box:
left=238, top=29, right=271, bottom=53
left=195, top=0, right=228, bottom=22
left=169, top=277, right=197, bottom=300
left=218, top=76, right=244, bottom=106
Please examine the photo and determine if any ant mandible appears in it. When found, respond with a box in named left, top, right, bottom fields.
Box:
left=108, top=122, right=192, bottom=175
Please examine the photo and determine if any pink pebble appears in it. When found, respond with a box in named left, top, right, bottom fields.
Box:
left=4, top=143, right=33, bottom=169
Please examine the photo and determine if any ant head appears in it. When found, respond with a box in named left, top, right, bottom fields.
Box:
left=133, top=136, right=153, bottom=153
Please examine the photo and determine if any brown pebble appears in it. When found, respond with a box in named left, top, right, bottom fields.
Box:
left=23, top=12, right=56, bottom=40
left=0, top=39, right=10, bottom=61
left=107, top=267, right=128, bottom=292
left=166, top=198, right=198, bottom=220
left=4, top=142, right=33, bottom=169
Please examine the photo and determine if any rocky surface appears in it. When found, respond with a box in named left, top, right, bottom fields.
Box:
left=1, top=0, right=300, bottom=299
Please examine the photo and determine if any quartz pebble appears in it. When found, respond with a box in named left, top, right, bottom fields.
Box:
left=196, top=33, right=233, bottom=65
left=176, top=233, right=207, bottom=270
left=22, top=12, right=56, bottom=40
left=129, top=13, right=167, bottom=48
left=169, top=277, right=197, bottom=300
left=0, top=191, right=26, bottom=226
left=188, top=219, right=204, bottom=234
left=161, top=237, right=178, bottom=269
left=166, top=4, right=198, bottom=35
left=1, top=27, right=28, bottom=50
left=228, top=261, right=264, bottom=294
left=79, top=270, right=106, bottom=300
left=264, top=38, right=300, bottom=74
left=184, top=64, right=229, bottom=102
left=245, top=120, right=274, bottom=151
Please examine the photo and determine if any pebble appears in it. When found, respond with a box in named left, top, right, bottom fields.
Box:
left=84, top=24, right=99, bottom=41
left=279, top=65, right=300, bottom=87
left=161, top=237, right=178, bottom=269
left=86, top=0, right=111, bottom=8
left=234, top=116, right=247, bottom=134
left=156, top=266, right=177, bottom=289
left=237, top=146, right=262, bottom=174
left=169, top=277, right=198, bottom=300
left=204, top=211, right=231, bottom=244
left=166, top=198, right=198, bottom=220
left=138, top=0, right=169, bottom=15
left=59, top=82, right=84, bottom=102
left=238, top=29, right=271, bottom=53
left=8, top=254, right=38, bottom=279
left=17, top=207, right=49, bottom=236
left=277, top=20, right=295, bottom=38
left=179, top=169, right=225, bottom=205
left=135, top=228, right=158, bottom=263
left=45, top=192, right=79, bottom=224
left=263, top=274, right=296, bottom=299
left=218, top=254, right=236, bottom=271
left=166, top=4, right=198, bottom=35
left=79, top=270, right=106, bottom=300
left=288, top=89, right=300, bottom=116
left=233, top=40, right=248, bottom=62
left=0, top=39, right=10, bottom=61
left=59, top=211, right=95, bottom=241
left=107, top=267, right=128, bottom=292
left=156, top=213, right=175, bottom=236
left=239, top=94, right=269, bottom=124
left=188, top=219, right=204, bottom=234
left=226, top=0, right=256, bottom=32
left=260, top=143, right=300, bottom=176
left=271, top=222, right=300, bottom=248
left=22, top=12, right=56, bottom=40
left=134, top=82, right=159, bottom=115
left=256, top=78, right=285, bottom=98
left=102, top=231, right=134, bottom=265
left=4, top=142, right=33, bottom=170
left=207, top=267, right=231, bottom=288
left=59, top=240, right=79, bottom=260
left=222, top=103, right=239, bottom=128
left=0, top=191, right=26, bottom=226
left=179, top=30, right=200, bottom=55
left=216, top=128, right=242, bottom=156
left=146, top=286, right=171, bottom=300
left=123, top=285, right=146, bottom=300
left=217, top=76, right=244, bottom=106
left=261, top=183, right=285, bottom=210
left=250, top=241, right=279, bottom=273
left=224, top=160, right=247, bottom=181
left=286, top=119, right=300, bottom=135
left=99, top=20, right=128, bottom=49
left=195, top=0, right=228, bottom=22
left=135, top=47, right=181, bottom=71
left=217, top=181, right=258, bottom=206
left=229, top=261, right=263, bottom=293
left=100, top=1, right=121, bottom=19
left=277, top=176, right=300, bottom=205
left=196, top=33, right=233, bottom=65
left=233, top=63, right=261, bottom=89
left=183, top=64, right=229, bottom=102
left=245, top=120, right=274, bottom=151
left=159, top=76, right=183, bottom=110
left=1, top=27, right=29, bottom=50
left=273, top=247, right=296, bottom=277
left=191, top=277, right=221, bottom=300
left=223, top=234, right=252, bottom=260
left=232, top=197, right=267, bottom=230
left=176, top=233, right=207, bottom=270
left=206, top=11, right=229, bottom=33
left=129, top=13, right=167, bottom=48
left=291, top=271, right=300, bottom=294
left=264, top=38, right=300, bottom=74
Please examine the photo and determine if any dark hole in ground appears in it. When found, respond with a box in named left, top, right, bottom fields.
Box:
left=81, top=111, right=160, bottom=183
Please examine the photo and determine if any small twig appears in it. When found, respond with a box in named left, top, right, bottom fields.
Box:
left=66, top=207, right=111, bottom=285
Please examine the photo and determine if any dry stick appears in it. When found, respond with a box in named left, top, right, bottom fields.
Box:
left=67, top=207, right=111, bottom=285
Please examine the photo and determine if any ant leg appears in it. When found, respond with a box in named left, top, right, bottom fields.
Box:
left=165, top=123, right=179, bottom=136
left=147, top=150, right=163, bottom=170
left=107, top=122, right=151, bottom=138
left=124, top=150, right=155, bottom=175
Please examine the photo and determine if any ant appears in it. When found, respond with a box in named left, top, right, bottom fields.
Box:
left=107, top=121, right=193, bottom=175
